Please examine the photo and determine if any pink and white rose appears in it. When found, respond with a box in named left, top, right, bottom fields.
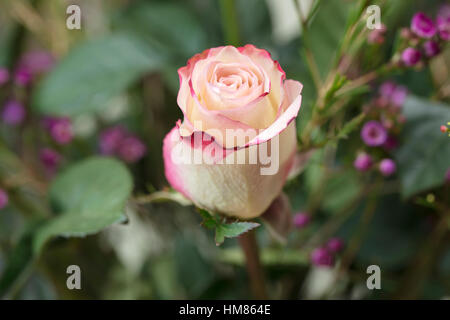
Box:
left=163, top=45, right=303, bottom=219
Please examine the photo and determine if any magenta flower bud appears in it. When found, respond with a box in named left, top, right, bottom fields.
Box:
left=437, top=5, right=450, bottom=41
left=0, top=189, right=8, bottom=210
left=390, top=85, right=408, bottom=107
left=367, top=24, right=387, bottom=44
left=14, top=66, right=32, bottom=86
left=99, top=126, right=126, bottom=155
left=401, top=47, right=422, bottom=66
left=383, top=135, right=398, bottom=151
left=354, top=153, right=373, bottom=172
left=117, top=136, right=147, bottom=163
left=0, top=68, right=9, bottom=86
left=2, top=100, right=26, bottom=125
left=44, top=117, right=73, bottom=145
left=361, top=120, right=388, bottom=146
left=293, top=212, right=310, bottom=228
left=310, top=247, right=334, bottom=267
left=423, top=40, right=441, bottom=58
left=18, top=51, right=54, bottom=75
left=40, top=148, right=62, bottom=172
left=379, top=158, right=396, bottom=176
left=327, top=237, right=344, bottom=253
left=411, top=12, right=437, bottom=38
left=379, top=81, right=396, bottom=98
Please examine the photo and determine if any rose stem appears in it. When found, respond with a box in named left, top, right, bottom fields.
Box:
left=238, top=230, right=268, bottom=299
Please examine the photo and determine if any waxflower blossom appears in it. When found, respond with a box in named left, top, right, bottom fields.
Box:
left=99, top=126, right=127, bottom=155
left=390, top=85, right=408, bottom=107
left=18, top=51, right=54, bottom=75
left=423, top=40, right=440, bottom=58
left=40, top=148, right=62, bottom=172
left=437, top=5, right=450, bottom=41
left=43, top=117, right=73, bottom=145
left=411, top=12, right=437, bottom=38
left=379, top=81, right=396, bottom=98
left=0, top=68, right=9, bottom=86
left=327, top=238, right=344, bottom=253
left=293, top=212, right=310, bottom=228
left=379, top=158, right=396, bottom=176
left=117, top=136, right=147, bottom=164
left=2, top=100, right=26, bottom=125
left=383, top=135, right=398, bottom=151
left=379, top=82, right=408, bottom=107
left=361, top=120, right=387, bottom=146
left=99, top=126, right=147, bottom=163
left=367, top=24, right=387, bottom=44
left=354, top=153, right=373, bottom=171
left=0, top=189, right=8, bottom=210
left=401, top=47, right=422, bottom=66
left=310, top=247, right=334, bottom=267
left=14, top=66, right=32, bottom=86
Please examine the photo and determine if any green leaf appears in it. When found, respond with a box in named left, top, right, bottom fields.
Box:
left=32, top=34, right=165, bottom=116
left=198, top=208, right=217, bottom=229
left=395, top=96, right=450, bottom=198
left=33, top=157, right=133, bottom=253
left=116, top=2, right=208, bottom=59
left=215, top=222, right=260, bottom=246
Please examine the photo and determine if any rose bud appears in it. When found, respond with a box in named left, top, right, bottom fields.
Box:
left=163, top=45, right=302, bottom=219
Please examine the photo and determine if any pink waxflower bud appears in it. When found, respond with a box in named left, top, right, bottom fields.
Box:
left=0, top=189, right=8, bottom=210
left=354, top=153, right=373, bottom=172
left=0, top=68, right=9, bottom=86
left=14, top=66, right=32, bottom=86
left=401, top=47, right=422, bottom=66
left=367, top=24, right=387, bottom=44
left=2, top=100, right=26, bottom=125
left=18, top=51, right=54, bottom=75
left=293, top=212, right=310, bottom=228
left=310, top=247, right=334, bottom=267
left=40, top=148, right=62, bottom=173
left=437, top=5, right=450, bottom=41
left=423, top=40, right=441, bottom=58
left=43, top=117, right=73, bottom=145
left=99, top=126, right=127, bottom=155
left=326, top=237, right=344, bottom=253
left=379, top=158, right=396, bottom=176
left=411, top=12, right=437, bottom=38
left=117, top=136, right=147, bottom=164
left=383, top=135, right=398, bottom=151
